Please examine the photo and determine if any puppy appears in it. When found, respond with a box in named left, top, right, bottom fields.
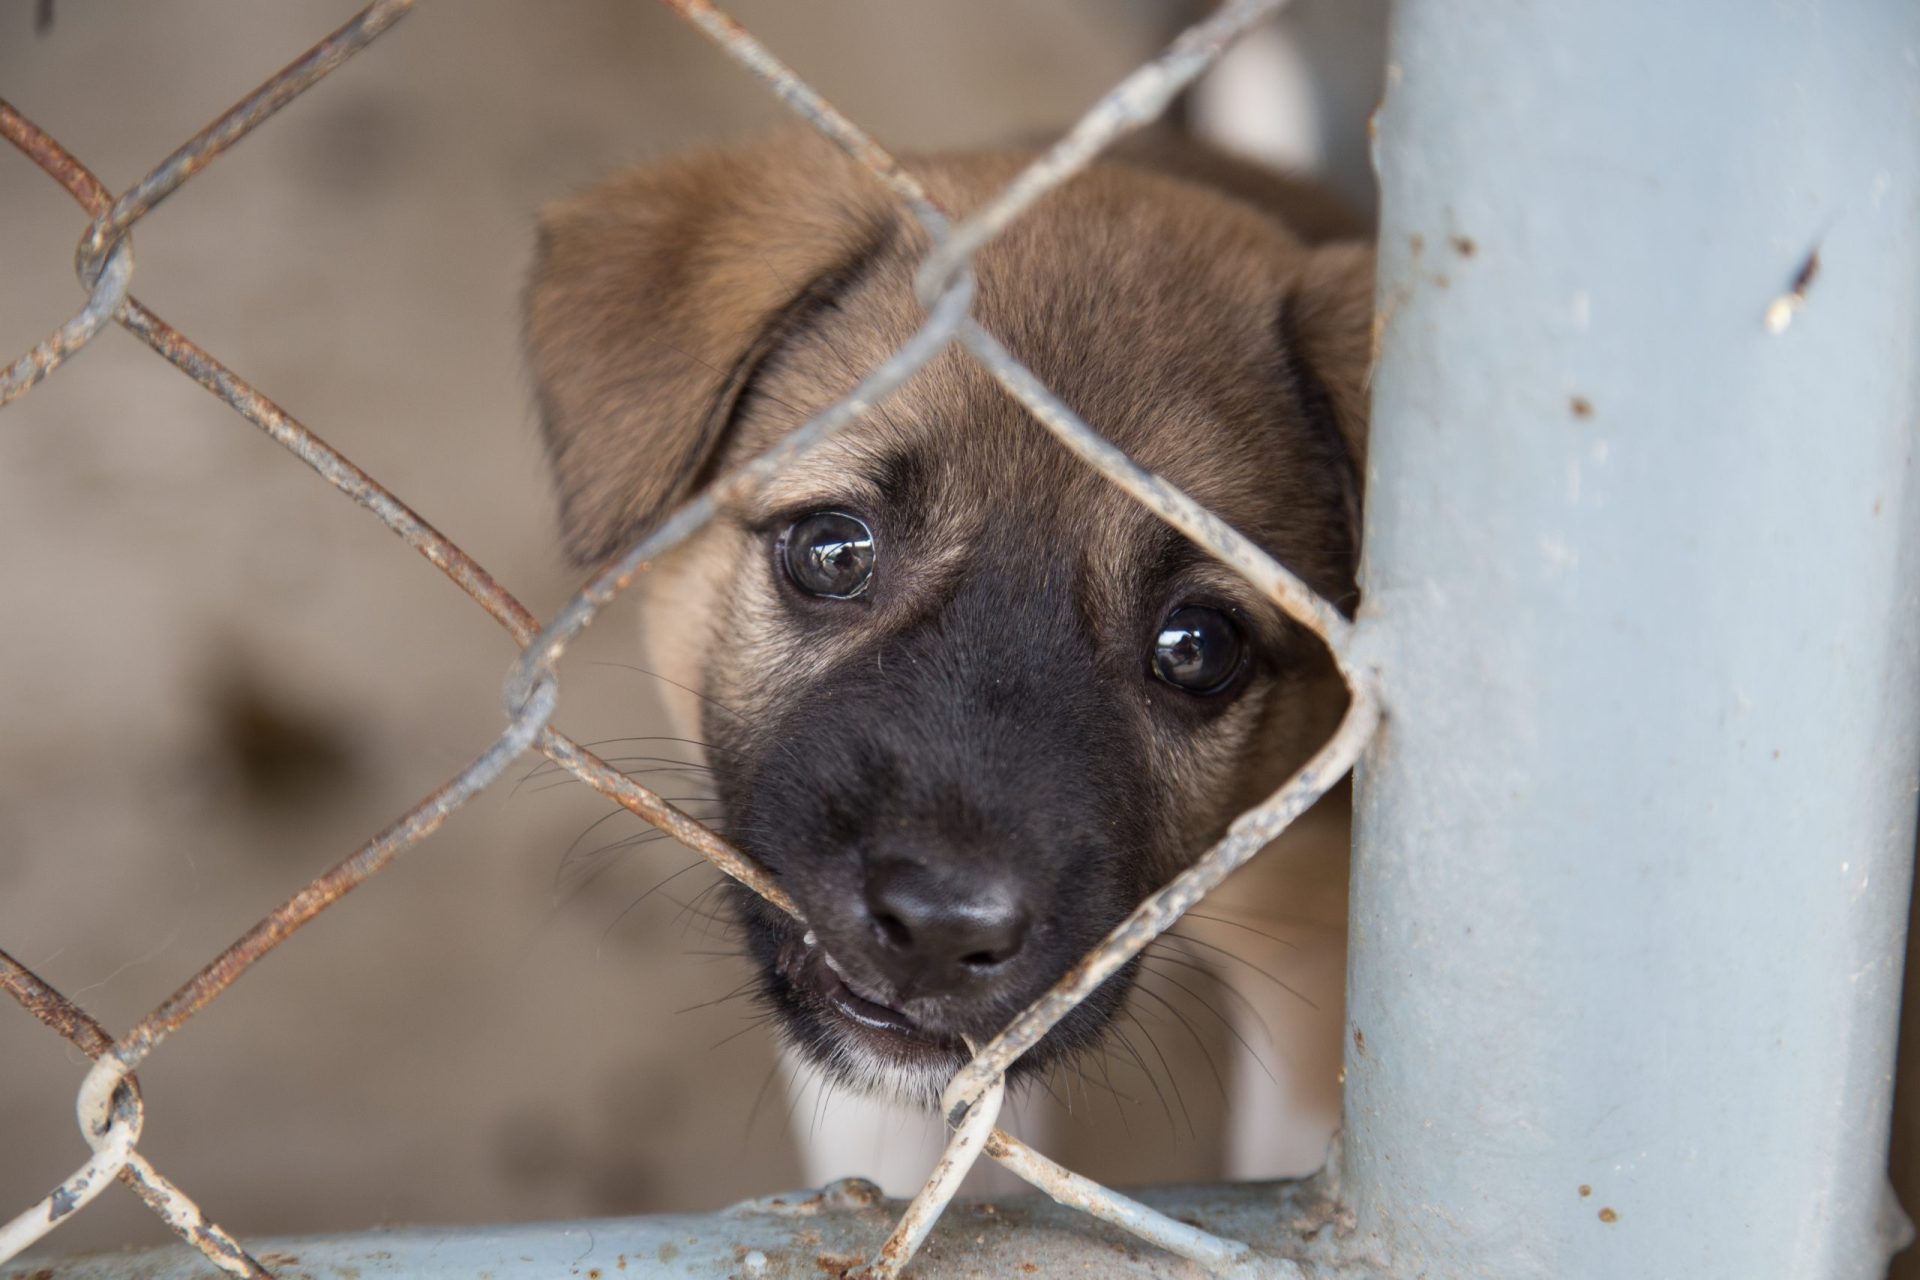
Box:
left=524, top=134, right=1371, bottom=1159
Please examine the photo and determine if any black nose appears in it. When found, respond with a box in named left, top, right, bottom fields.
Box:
left=863, top=859, right=1029, bottom=997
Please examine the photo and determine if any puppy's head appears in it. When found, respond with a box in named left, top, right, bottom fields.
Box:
left=527, top=136, right=1371, bottom=1104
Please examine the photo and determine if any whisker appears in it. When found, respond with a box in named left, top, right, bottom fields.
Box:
left=596, top=859, right=711, bottom=954
left=527, top=759, right=732, bottom=803
left=567, top=734, right=745, bottom=757
left=588, top=661, right=750, bottom=724
left=743, top=1060, right=786, bottom=1143
left=554, top=807, right=635, bottom=885
left=1130, top=979, right=1230, bottom=1100
left=527, top=774, right=717, bottom=798
left=809, top=1065, right=836, bottom=1143
left=1178, top=912, right=1302, bottom=951
left=780, top=1060, right=820, bottom=1142
left=1159, top=932, right=1319, bottom=1011
left=564, top=825, right=684, bottom=873
left=1091, top=1046, right=1137, bottom=1118
left=1117, top=1011, right=1193, bottom=1139
left=556, top=825, right=725, bottom=903
left=1108, top=1016, right=1179, bottom=1137
left=520, top=758, right=715, bottom=790
left=660, top=878, right=739, bottom=934
left=710, top=1009, right=783, bottom=1053
left=677, top=975, right=762, bottom=1015
left=1028, top=1059, right=1072, bottom=1115
left=685, top=876, right=741, bottom=932
left=512, top=740, right=722, bottom=796
left=1139, top=947, right=1267, bottom=1024
left=1137, top=964, right=1277, bottom=1086
left=551, top=835, right=657, bottom=912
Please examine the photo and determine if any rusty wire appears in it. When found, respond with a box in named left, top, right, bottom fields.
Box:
left=650, top=3, right=1377, bottom=1275
left=0, top=1, right=1376, bottom=1277
left=0, top=952, right=268, bottom=1280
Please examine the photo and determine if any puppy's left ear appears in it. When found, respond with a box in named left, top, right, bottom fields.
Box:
left=524, top=137, right=896, bottom=564
left=1281, top=241, right=1374, bottom=478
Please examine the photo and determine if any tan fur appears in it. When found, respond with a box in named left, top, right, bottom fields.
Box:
left=526, top=131, right=1373, bottom=1145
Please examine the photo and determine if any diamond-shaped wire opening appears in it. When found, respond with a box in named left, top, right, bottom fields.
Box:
left=0, top=3, right=1379, bottom=1276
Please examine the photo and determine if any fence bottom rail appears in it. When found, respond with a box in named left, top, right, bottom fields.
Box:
left=0, top=1171, right=1377, bottom=1280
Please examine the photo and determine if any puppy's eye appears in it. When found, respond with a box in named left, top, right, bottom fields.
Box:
left=782, top=511, right=876, bottom=599
left=1151, top=606, right=1244, bottom=694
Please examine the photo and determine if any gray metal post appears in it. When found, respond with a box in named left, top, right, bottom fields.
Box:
left=1346, top=2, right=1920, bottom=1276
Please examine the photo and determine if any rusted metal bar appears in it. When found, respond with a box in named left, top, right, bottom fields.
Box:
left=531, top=728, right=797, bottom=915
left=981, top=1129, right=1273, bottom=1278
left=3, top=26, right=971, bottom=1262
left=0, top=94, right=656, bottom=1059
left=864, top=693, right=1376, bottom=1274
left=2, top=0, right=412, bottom=405
left=0, top=1034, right=143, bottom=1263
left=659, top=0, right=944, bottom=226
left=115, top=677, right=555, bottom=1072
left=0, top=954, right=267, bottom=1280
left=963, top=321, right=1351, bottom=647
left=1, top=89, right=798, bottom=936
left=3, top=1179, right=1360, bottom=1280
left=499, top=270, right=976, bottom=732
left=0, top=229, right=128, bottom=406
left=0, top=953, right=113, bottom=1057
left=0, top=99, right=122, bottom=404
left=859, top=1074, right=1007, bottom=1278
left=913, top=0, right=1287, bottom=304
left=4, top=0, right=1376, bottom=1275
left=0, top=100, right=110, bottom=212
left=0, top=669, right=554, bottom=1264
left=74, top=0, right=415, bottom=279
left=639, top=2, right=1371, bottom=1275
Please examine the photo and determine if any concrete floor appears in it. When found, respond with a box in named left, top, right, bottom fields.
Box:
left=0, top=0, right=1375, bottom=1260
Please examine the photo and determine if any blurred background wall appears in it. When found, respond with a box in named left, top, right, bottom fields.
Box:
left=0, top=0, right=1382, bottom=1256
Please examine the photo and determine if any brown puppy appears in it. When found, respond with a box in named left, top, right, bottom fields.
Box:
left=525, top=133, right=1370, bottom=1115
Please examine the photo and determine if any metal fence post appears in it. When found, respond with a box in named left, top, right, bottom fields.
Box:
left=1346, top=2, right=1920, bottom=1276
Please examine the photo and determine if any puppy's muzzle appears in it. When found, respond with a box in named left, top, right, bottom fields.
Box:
left=716, top=557, right=1169, bottom=1085
left=861, top=857, right=1029, bottom=998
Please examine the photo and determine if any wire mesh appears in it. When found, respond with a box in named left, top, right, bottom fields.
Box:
left=0, top=2, right=1379, bottom=1276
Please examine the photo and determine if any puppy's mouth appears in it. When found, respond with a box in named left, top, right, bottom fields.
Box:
left=774, top=927, right=964, bottom=1052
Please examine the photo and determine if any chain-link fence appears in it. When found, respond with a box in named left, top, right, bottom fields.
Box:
left=0, top=2, right=1379, bottom=1275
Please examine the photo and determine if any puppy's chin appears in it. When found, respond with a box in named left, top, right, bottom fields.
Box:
left=736, top=891, right=1135, bottom=1109
left=768, top=915, right=970, bottom=1109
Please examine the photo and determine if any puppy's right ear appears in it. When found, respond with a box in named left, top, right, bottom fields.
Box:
left=525, top=139, right=898, bottom=564
left=1283, top=240, right=1374, bottom=477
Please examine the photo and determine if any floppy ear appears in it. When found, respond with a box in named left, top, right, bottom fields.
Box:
left=1282, top=240, right=1374, bottom=479
left=525, top=138, right=899, bottom=564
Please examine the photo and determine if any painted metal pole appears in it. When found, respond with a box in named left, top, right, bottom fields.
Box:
left=1347, top=2, right=1920, bottom=1277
